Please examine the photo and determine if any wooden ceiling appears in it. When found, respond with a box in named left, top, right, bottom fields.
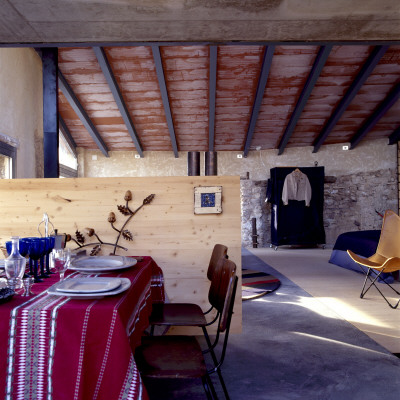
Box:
left=57, top=44, right=400, bottom=157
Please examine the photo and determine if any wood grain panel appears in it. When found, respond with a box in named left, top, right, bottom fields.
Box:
left=160, top=45, right=209, bottom=151
left=287, top=45, right=372, bottom=147
left=104, top=46, right=172, bottom=151
left=324, top=45, right=400, bottom=145
left=252, top=45, right=319, bottom=149
left=0, top=176, right=242, bottom=333
left=215, top=45, right=264, bottom=150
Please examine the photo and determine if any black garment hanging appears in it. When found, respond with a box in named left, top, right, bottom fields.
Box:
left=269, top=167, right=325, bottom=247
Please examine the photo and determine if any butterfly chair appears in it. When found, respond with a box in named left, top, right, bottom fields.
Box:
left=149, top=244, right=228, bottom=334
left=347, top=210, right=400, bottom=309
left=136, top=257, right=238, bottom=400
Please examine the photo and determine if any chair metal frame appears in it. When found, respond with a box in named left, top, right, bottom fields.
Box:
left=136, top=258, right=238, bottom=400
left=149, top=244, right=228, bottom=334
left=347, top=210, right=400, bottom=309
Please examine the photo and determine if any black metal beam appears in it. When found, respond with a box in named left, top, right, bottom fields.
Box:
left=278, top=45, right=332, bottom=155
left=59, top=116, right=77, bottom=157
left=313, top=45, right=389, bottom=153
left=93, top=46, right=144, bottom=157
left=208, top=45, right=218, bottom=152
left=151, top=45, right=179, bottom=158
left=388, top=125, right=400, bottom=145
left=42, top=47, right=59, bottom=178
left=243, top=45, right=275, bottom=158
left=350, top=81, right=400, bottom=149
left=58, top=70, right=109, bottom=157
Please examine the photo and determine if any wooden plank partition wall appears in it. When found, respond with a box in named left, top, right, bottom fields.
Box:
left=0, top=176, right=242, bottom=333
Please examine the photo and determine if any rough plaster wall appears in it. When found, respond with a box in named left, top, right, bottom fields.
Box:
left=79, top=139, right=397, bottom=246
left=0, top=48, right=43, bottom=178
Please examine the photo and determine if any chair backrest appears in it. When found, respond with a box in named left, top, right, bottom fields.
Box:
left=207, top=244, right=228, bottom=281
left=207, top=258, right=238, bottom=370
left=208, top=257, right=237, bottom=329
left=376, top=210, right=400, bottom=259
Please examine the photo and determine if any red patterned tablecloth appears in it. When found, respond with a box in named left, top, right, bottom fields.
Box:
left=0, top=256, right=164, bottom=400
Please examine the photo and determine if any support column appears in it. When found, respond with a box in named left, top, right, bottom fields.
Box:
left=205, top=151, right=217, bottom=176
left=42, top=48, right=59, bottom=178
left=187, top=151, right=200, bottom=176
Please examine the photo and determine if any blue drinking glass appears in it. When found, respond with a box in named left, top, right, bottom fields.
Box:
left=27, top=238, right=45, bottom=282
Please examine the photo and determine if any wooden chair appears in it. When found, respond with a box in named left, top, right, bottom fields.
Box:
left=149, top=244, right=228, bottom=333
left=136, top=258, right=238, bottom=400
left=347, top=210, right=400, bottom=309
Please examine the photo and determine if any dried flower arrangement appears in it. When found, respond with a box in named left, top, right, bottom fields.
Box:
left=70, top=191, right=155, bottom=255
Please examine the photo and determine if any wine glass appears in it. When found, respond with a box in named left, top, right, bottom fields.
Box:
left=41, top=237, right=55, bottom=276
left=27, top=238, right=46, bottom=282
left=50, top=249, right=71, bottom=281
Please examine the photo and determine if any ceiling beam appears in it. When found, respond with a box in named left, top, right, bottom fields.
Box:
left=350, top=81, right=400, bottom=149
left=278, top=45, right=332, bottom=155
left=152, top=45, right=179, bottom=158
left=208, top=45, right=218, bottom=152
left=313, top=45, right=389, bottom=153
left=59, top=116, right=77, bottom=157
left=388, top=125, right=400, bottom=145
left=58, top=70, right=109, bottom=157
left=243, top=45, right=275, bottom=158
left=93, top=46, right=144, bottom=158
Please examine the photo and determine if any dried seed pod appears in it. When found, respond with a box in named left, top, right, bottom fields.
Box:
left=143, top=194, right=155, bottom=205
left=75, top=230, right=85, bottom=244
left=86, top=228, right=95, bottom=237
left=90, top=244, right=101, bottom=256
left=117, top=205, right=131, bottom=216
left=108, top=212, right=116, bottom=223
left=122, top=230, right=133, bottom=241
left=124, top=190, right=132, bottom=201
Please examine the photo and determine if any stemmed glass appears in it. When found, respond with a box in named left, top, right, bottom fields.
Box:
left=43, top=237, right=55, bottom=275
left=28, top=238, right=46, bottom=282
left=50, top=249, right=71, bottom=281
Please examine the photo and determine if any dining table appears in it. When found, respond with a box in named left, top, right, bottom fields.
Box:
left=0, top=255, right=165, bottom=400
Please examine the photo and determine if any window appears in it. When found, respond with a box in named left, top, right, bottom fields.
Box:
left=0, top=141, right=16, bottom=179
left=59, top=131, right=78, bottom=178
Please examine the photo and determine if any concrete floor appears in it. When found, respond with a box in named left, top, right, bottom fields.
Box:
left=144, top=248, right=400, bottom=399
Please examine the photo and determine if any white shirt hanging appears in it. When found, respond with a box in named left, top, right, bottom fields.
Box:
left=282, top=169, right=312, bottom=206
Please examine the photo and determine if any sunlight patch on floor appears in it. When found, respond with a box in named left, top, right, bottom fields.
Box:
left=292, top=331, right=392, bottom=356
left=314, top=297, right=390, bottom=328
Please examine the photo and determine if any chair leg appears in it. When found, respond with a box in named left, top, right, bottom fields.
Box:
left=201, top=327, right=230, bottom=399
left=202, top=375, right=216, bottom=400
left=361, top=268, right=400, bottom=309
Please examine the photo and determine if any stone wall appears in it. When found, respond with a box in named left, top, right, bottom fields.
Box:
left=324, top=168, right=397, bottom=245
left=79, top=139, right=398, bottom=248
left=240, top=167, right=398, bottom=248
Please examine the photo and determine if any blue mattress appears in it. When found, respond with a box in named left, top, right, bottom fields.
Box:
left=329, top=230, right=394, bottom=284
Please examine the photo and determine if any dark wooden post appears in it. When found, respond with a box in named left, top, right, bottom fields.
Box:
left=42, top=48, right=59, bottom=178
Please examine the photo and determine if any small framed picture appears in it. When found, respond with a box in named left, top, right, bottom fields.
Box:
left=194, top=186, right=222, bottom=214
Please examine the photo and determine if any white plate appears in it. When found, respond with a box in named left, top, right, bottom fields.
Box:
left=69, top=256, right=137, bottom=272
left=48, top=277, right=131, bottom=299
left=55, top=277, right=122, bottom=293
left=0, top=260, right=5, bottom=269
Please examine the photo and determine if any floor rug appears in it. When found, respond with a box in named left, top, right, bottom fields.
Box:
left=242, top=268, right=281, bottom=300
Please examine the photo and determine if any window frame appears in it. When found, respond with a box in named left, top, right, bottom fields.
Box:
left=0, top=141, right=16, bottom=178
